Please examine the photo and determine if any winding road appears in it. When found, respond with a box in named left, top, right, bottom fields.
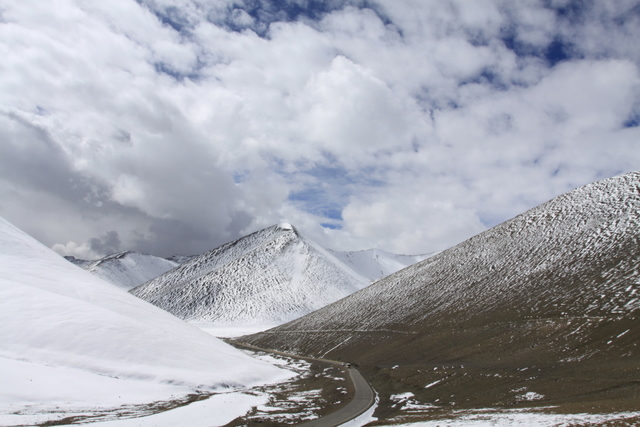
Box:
left=226, top=340, right=375, bottom=426
left=298, top=365, right=375, bottom=427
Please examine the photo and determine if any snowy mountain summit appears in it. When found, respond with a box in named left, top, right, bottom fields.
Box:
left=130, top=223, right=370, bottom=325
left=74, top=251, right=179, bottom=290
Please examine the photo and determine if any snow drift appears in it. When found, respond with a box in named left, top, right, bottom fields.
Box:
left=0, top=216, right=289, bottom=423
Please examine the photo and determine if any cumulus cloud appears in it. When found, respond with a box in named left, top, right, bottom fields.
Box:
left=0, top=0, right=638, bottom=258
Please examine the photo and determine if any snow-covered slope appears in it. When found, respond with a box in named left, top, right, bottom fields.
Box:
left=243, top=171, right=640, bottom=413
left=77, top=251, right=179, bottom=290
left=166, top=254, right=197, bottom=264
left=328, top=248, right=432, bottom=282
left=64, top=255, right=91, bottom=267
left=0, top=216, right=289, bottom=424
left=130, top=223, right=369, bottom=325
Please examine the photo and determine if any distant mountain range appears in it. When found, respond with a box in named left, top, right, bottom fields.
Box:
left=66, top=251, right=179, bottom=290
left=242, top=172, right=640, bottom=417
left=68, top=228, right=428, bottom=310
left=328, top=248, right=432, bottom=282
left=130, top=223, right=427, bottom=326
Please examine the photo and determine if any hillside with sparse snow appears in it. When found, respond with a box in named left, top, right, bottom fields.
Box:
left=0, top=216, right=290, bottom=426
left=130, top=223, right=370, bottom=326
left=243, top=171, right=640, bottom=417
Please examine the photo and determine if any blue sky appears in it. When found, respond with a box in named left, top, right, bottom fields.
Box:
left=1, top=0, right=639, bottom=258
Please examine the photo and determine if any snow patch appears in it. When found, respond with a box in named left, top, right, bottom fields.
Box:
left=515, top=391, right=545, bottom=402
left=425, top=379, right=443, bottom=389
left=84, top=392, right=268, bottom=427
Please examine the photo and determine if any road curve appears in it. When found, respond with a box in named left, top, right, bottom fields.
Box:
left=298, top=366, right=375, bottom=427
left=226, top=340, right=375, bottom=427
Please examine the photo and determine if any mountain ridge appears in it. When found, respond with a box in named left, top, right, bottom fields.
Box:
left=241, top=171, right=640, bottom=417
left=130, top=223, right=371, bottom=325
left=72, top=250, right=179, bottom=290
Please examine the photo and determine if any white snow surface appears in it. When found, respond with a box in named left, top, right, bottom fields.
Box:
left=0, top=216, right=291, bottom=424
left=131, top=224, right=371, bottom=325
left=83, top=392, right=268, bottom=427
left=328, top=248, right=433, bottom=282
left=79, top=251, right=179, bottom=290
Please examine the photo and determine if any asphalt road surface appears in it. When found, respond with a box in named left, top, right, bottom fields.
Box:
left=226, top=340, right=376, bottom=426
left=297, top=366, right=375, bottom=427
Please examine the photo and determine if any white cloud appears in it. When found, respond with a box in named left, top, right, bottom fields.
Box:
left=300, top=55, right=425, bottom=160
left=52, top=240, right=99, bottom=259
left=342, top=188, right=487, bottom=254
left=0, top=0, right=638, bottom=258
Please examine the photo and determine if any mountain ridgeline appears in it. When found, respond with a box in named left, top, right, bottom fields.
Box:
left=130, top=223, right=371, bottom=325
left=241, top=172, right=640, bottom=415
left=69, top=251, right=179, bottom=290
left=328, top=248, right=432, bottom=283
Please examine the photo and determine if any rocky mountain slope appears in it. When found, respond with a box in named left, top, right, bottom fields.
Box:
left=69, top=251, right=179, bottom=290
left=242, top=172, right=640, bottom=419
left=130, top=223, right=370, bottom=325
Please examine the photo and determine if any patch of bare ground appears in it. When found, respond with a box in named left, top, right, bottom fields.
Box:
left=223, top=344, right=353, bottom=426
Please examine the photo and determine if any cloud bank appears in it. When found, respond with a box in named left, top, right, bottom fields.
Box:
left=1, top=0, right=639, bottom=258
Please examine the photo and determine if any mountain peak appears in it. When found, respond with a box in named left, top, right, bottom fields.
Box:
left=277, top=222, right=294, bottom=231
left=130, top=223, right=368, bottom=325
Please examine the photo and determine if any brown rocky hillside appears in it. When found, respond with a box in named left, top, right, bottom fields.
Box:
left=241, top=171, right=640, bottom=421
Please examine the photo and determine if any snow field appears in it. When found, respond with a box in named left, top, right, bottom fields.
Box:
left=0, top=216, right=292, bottom=426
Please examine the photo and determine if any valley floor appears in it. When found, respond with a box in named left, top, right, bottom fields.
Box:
left=374, top=408, right=640, bottom=426
left=5, top=352, right=640, bottom=427
left=0, top=345, right=356, bottom=427
left=4, top=321, right=639, bottom=427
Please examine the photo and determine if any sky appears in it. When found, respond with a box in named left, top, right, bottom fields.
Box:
left=1, top=0, right=639, bottom=259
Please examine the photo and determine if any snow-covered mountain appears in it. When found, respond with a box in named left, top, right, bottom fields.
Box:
left=166, top=253, right=198, bottom=264
left=130, top=223, right=370, bottom=325
left=72, top=251, right=179, bottom=290
left=243, top=172, right=640, bottom=414
left=64, top=255, right=91, bottom=267
left=0, top=216, right=289, bottom=425
left=328, top=248, right=432, bottom=282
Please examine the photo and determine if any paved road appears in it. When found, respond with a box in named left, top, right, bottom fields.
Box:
left=298, top=366, right=375, bottom=427
left=226, top=340, right=375, bottom=427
